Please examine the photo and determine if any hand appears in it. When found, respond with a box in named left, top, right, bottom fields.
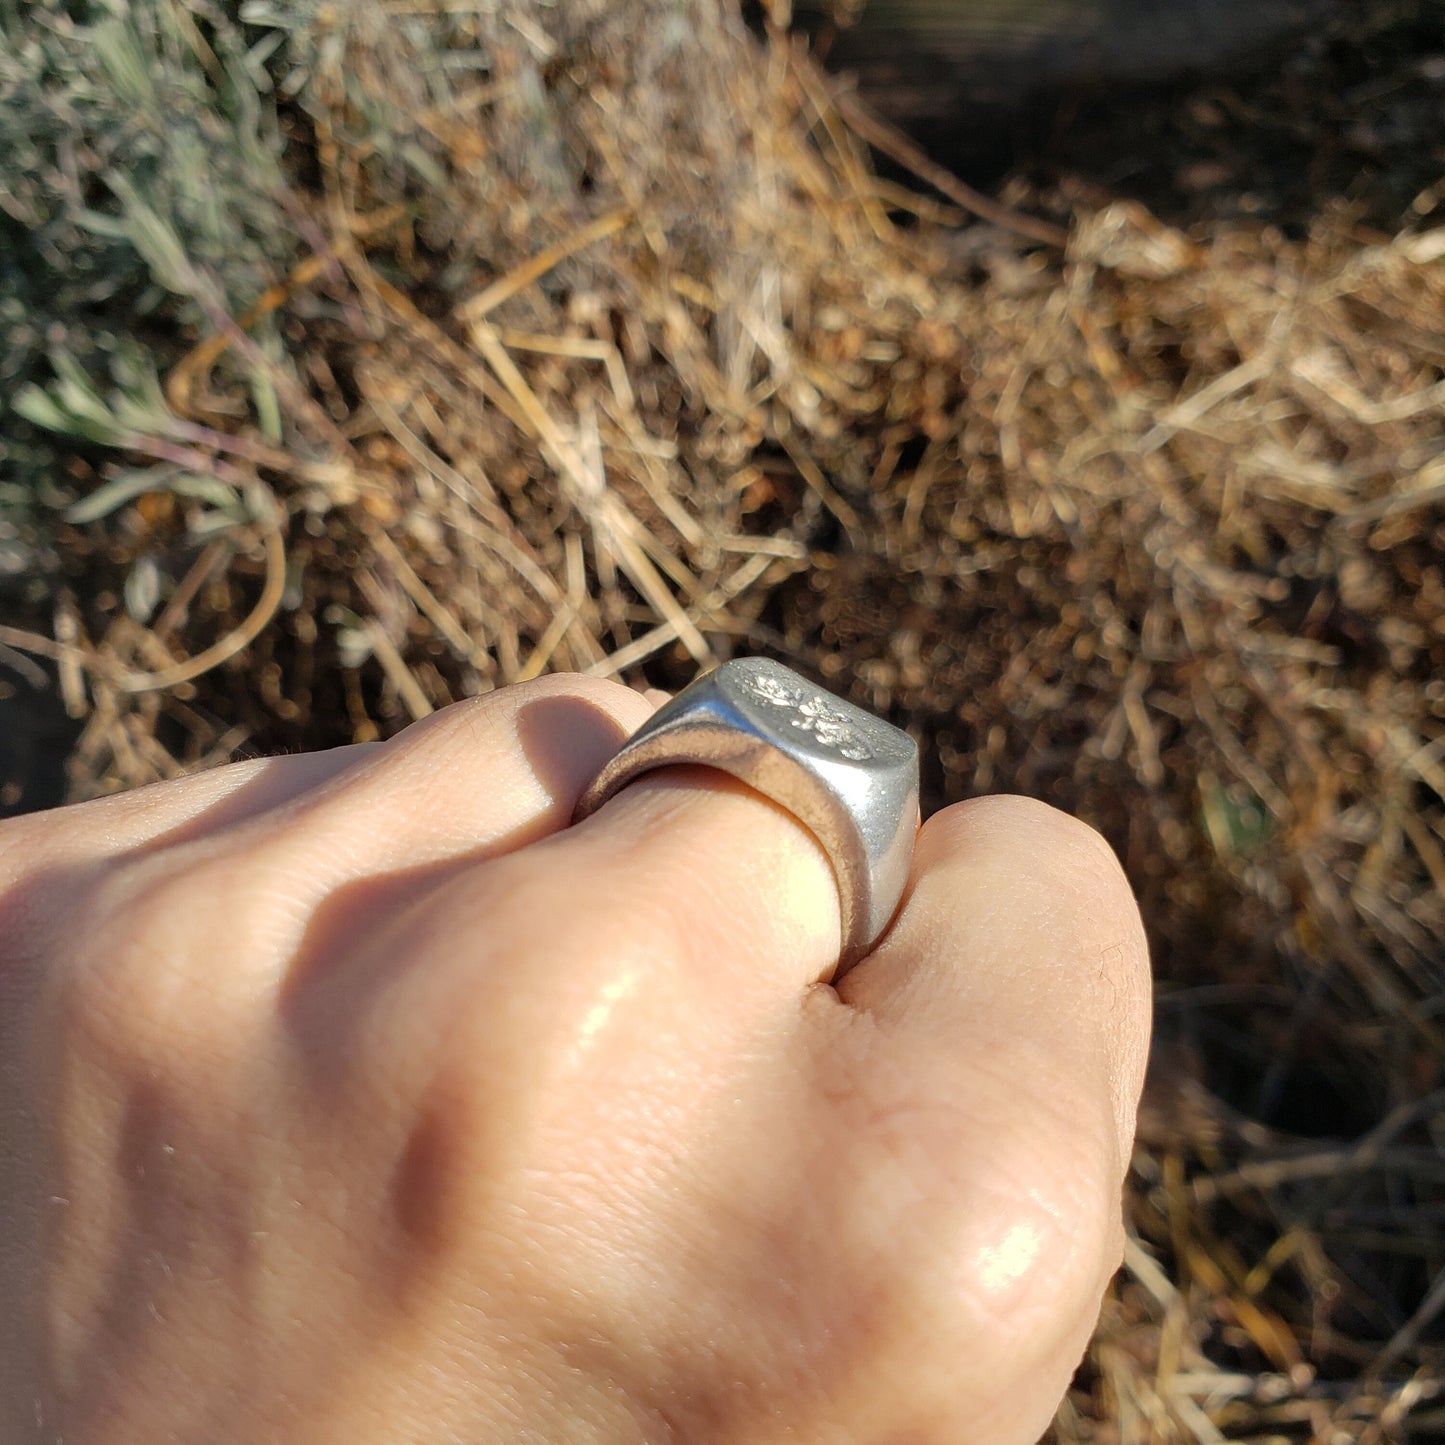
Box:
left=0, top=675, right=1150, bottom=1444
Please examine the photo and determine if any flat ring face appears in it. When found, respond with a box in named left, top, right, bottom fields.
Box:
left=573, top=658, right=920, bottom=974
left=712, top=658, right=915, bottom=769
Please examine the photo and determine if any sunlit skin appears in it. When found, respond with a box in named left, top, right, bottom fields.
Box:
left=0, top=674, right=1151, bottom=1444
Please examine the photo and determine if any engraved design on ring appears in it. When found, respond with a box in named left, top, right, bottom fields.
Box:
left=735, top=671, right=876, bottom=761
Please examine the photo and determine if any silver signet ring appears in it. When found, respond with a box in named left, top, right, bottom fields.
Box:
left=572, top=657, right=920, bottom=972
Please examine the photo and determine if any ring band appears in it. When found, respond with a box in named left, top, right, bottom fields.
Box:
left=572, top=658, right=920, bottom=973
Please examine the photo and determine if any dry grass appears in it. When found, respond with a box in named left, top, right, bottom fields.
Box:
left=6, top=1, right=1445, bottom=1438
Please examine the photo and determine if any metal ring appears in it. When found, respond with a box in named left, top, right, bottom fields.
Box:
left=572, top=657, right=920, bottom=972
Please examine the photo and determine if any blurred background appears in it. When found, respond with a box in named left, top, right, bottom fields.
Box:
left=2, top=0, right=1444, bottom=1437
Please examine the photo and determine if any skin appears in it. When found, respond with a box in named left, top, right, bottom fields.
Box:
left=0, top=674, right=1151, bottom=1444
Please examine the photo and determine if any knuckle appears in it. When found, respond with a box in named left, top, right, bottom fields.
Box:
left=501, top=853, right=687, bottom=995
left=827, top=1182, right=1105, bottom=1436
left=270, top=675, right=654, bottom=849
left=369, top=844, right=668, bottom=1058
left=51, top=848, right=260, bottom=1070
left=0, top=810, right=83, bottom=938
left=373, top=859, right=684, bottom=1171
left=1024, top=798, right=1132, bottom=905
left=0, top=814, right=42, bottom=892
left=0, top=857, right=73, bottom=975
left=393, top=673, right=647, bottom=763
left=850, top=1080, right=1120, bottom=1381
left=509, top=670, right=650, bottom=713
left=924, top=794, right=1147, bottom=964
left=54, top=865, right=189, bottom=1058
left=958, top=1176, right=1113, bottom=1334
left=928, top=1146, right=1119, bottom=1374
left=929, top=793, right=1127, bottom=886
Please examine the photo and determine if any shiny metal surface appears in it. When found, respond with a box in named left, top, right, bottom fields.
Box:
left=573, top=658, right=920, bottom=973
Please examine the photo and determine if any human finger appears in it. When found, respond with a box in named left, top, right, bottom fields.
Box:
left=842, top=794, right=1152, bottom=1156
left=1, top=745, right=379, bottom=876
left=11, top=676, right=654, bottom=901
left=225, top=674, right=657, bottom=873
left=282, top=757, right=846, bottom=1138
left=291, top=787, right=1145, bottom=1443
left=2, top=677, right=663, bottom=1037
left=827, top=794, right=1152, bottom=1439
left=4, top=676, right=664, bottom=887
left=542, top=764, right=843, bottom=999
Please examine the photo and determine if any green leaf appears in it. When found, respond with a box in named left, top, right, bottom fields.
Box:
left=92, top=14, right=158, bottom=113
left=14, top=365, right=132, bottom=448
left=124, top=553, right=162, bottom=623
left=13, top=385, right=81, bottom=438
left=64, top=466, right=239, bottom=524
left=1199, top=772, right=1273, bottom=860
left=104, top=169, right=199, bottom=298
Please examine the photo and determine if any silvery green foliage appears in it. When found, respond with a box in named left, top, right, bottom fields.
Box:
left=0, top=0, right=756, bottom=582
left=0, top=0, right=496, bottom=542
left=0, top=0, right=291, bottom=554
